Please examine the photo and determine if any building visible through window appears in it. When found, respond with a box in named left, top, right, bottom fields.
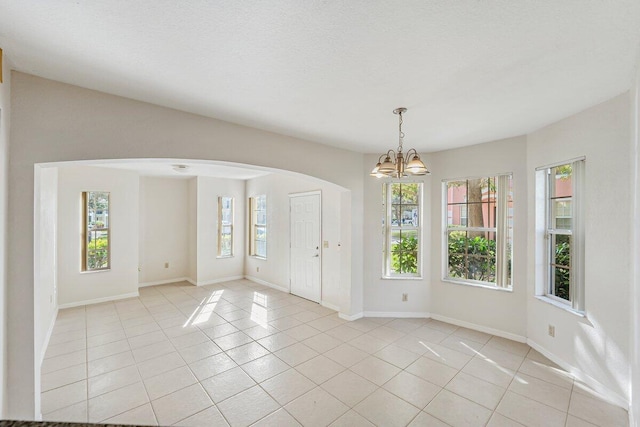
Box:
left=444, top=175, right=513, bottom=288
left=541, top=160, right=584, bottom=311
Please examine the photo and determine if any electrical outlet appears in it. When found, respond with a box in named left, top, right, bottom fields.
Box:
left=323, top=241, right=329, bottom=249
left=548, top=324, right=555, bottom=337
left=164, top=262, right=169, bottom=269
left=402, top=293, right=408, bottom=302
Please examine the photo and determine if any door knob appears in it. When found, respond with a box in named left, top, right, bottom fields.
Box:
left=313, top=254, right=319, bottom=257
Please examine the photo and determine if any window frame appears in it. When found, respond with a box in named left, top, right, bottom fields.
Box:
left=382, top=181, right=423, bottom=279
left=82, top=191, right=111, bottom=272
left=217, top=196, right=234, bottom=258
left=249, top=195, right=267, bottom=259
left=540, top=159, right=585, bottom=312
left=442, top=174, right=513, bottom=289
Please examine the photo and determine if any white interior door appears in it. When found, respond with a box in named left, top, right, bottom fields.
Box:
left=290, top=192, right=321, bottom=303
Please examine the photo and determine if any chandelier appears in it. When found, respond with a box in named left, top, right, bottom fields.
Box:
left=370, top=108, right=430, bottom=178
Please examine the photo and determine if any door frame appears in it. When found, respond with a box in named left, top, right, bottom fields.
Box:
left=289, top=190, right=322, bottom=302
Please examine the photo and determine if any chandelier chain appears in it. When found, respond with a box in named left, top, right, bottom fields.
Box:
left=398, top=111, right=404, bottom=152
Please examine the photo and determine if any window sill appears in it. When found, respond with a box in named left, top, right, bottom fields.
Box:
left=442, top=278, right=513, bottom=292
left=216, top=255, right=234, bottom=259
left=251, top=256, right=267, bottom=261
left=381, top=276, right=423, bottom=281
left=80, top=268, right=111, bottom=274
left=535, top=295, right=585, bottom=318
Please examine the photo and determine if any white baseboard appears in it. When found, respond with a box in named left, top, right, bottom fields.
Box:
left=244, top=275, right=289, bottom=292
left=527, top=339, right=629, bottom=410
left=58, top=291, right=140, bottom=309
left=363, top=311, right=430, bottom=318
left=339, top=312, right=364, bottom=321
left=138, top=277, right=192, bottom=288
left=429, top=313, right=527, bottom=343
left=40, top=307, right=59, bottom=365
left=197, top=276, right=245, bottom=286
left=321, top=301, right=340, bottom=312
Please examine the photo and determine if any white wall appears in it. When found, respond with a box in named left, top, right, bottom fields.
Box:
left=139, top=177, right=189, bottom=285
left=0, top=49, right=11, bottom=417
left=527, top=93, right=631, bottom=405
left=33, top=167, right=58, bottom=419
left=630, top=61, right=640, bottom=426
left=57, top=166, right=139, bottom=306
left=245, top=173, right=345, bottom=309
left=188, top=177, right=198, bottom=282
left=7, top=72, right=363, bottom=418
left=195, top=176, right=245, bottom=285
left=362, top=155, right=433, bottom=317
left=34, top=167, right=57, bottom=362
left=429, top=137, right=528, bottom=338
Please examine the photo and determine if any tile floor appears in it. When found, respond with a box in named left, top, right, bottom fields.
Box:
left=41, top=280, right=628, bottom=427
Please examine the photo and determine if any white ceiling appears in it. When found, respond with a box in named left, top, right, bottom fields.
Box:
left=91, top=160, right=271, bottom=180
left=1, top=1, right=639, bottom=153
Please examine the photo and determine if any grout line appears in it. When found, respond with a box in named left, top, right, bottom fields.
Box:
left=43, top=280, right=613, bottom=427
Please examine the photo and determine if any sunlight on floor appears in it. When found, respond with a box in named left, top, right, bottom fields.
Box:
left=184, top=290, right=224, bottom=327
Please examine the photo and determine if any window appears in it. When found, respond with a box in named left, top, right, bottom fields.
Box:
left=218, top=196, right=233, bottom=258
left=382, top=182, right=422, bottom=278
left=444, top=175, right=513, bottom=288
left=249, top=195, right=267, bottom=258
left=82, top=191, right=110, bottom=271
left=459, top=204, right=468, bottom=226
left=540, top=160, right=585, bottom=311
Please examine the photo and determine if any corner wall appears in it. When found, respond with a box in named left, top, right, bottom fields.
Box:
left=33, top=167, right=58, bottom=419
left=139, top=176, right=189, bottom=285
left=527, top=93, right=631, bottom=405
left=362, top=155, right=433, bottom=317
left=57, top=166, right=139, bottom=306
left=429, top=136, right=528, bottom=339
left=245, top=173, right=345, bottom=309
left=195, top=176, right=246, bottom=285
left=630, top=58, right=640, bottom=426
left=0, top=52, right=10, bottom=417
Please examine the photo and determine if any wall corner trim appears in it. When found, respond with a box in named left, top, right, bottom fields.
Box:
left=58, top=291, right=140, bottom=309
left=244, top=275, right=288, bottom=293
left=40, top=307, right=59, bottom=365
left=321, top=301, right=340, bottom=312
left=363, top=311, right=430, bottom=319
left=339, top=312, right=364, bottom=321
left=430, top=313, right=527, bottom=343
left=196, top=276, right=244, bottom=287
left=526, top=339, right=629, bottom=410
left=138, top=277, right=192, bottom=288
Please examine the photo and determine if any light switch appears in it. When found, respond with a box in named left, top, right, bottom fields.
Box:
left=323, top=241, right=329, bottom=248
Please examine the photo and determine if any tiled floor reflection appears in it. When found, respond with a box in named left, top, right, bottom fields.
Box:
left=41, top=280, right=628, bottom=426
